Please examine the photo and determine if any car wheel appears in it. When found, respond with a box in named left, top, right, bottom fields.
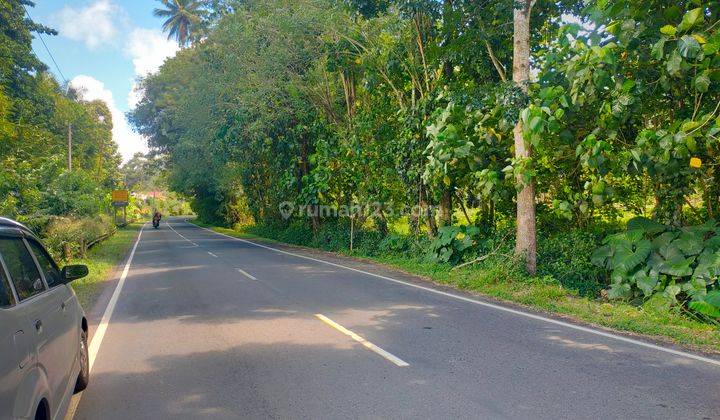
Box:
left=74, top=329, right=89, bottom=393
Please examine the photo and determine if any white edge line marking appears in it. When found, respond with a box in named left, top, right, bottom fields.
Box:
left=167, top=221, right=198, bottom=246
left=315, top=314, right=409, bottom=367
left=208, top=251, right=218, bottom=258
left=88, top=224, right=144, bottom=371
left=236, top=268, right=257, bottom=280
left=189, top=221, right=720, bottom=367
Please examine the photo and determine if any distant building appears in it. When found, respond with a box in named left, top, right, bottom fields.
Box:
left=133, top=191, right=167, bottom=201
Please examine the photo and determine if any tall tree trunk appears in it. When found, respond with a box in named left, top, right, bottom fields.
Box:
left=420, top=184, right=438, bottom=237
left=341, top=70, right=356, bottom=122
left=375, top=207, right=389, bottom=235
left=513, top=0, right=537, bottom=274
left=439, top=188, right=453, bottom=227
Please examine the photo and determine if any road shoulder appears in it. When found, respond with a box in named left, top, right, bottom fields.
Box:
left=74, top=224, right=143, bottom=342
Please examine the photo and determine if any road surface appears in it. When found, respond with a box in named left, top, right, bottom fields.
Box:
left=72, top=217, right=720, bottom=419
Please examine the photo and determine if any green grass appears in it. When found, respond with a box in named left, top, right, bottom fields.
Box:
left=69, top=223, right=141, bottom=309
left=197, top=221, right=720, bottom=354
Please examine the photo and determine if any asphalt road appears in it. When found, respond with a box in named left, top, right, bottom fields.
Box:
left=71, top=217, right=720, bottom=419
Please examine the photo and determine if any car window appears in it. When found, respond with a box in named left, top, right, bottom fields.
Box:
left=27, top=240, right=62, bottom=287
left=0, top=262, right=13, bottom=307
left=0, top=238, right=45, bottom=300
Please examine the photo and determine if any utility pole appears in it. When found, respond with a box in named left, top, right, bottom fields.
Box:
left=97, top=115, right=106, bottom=178
left=67, top=122, right=73, bottom=171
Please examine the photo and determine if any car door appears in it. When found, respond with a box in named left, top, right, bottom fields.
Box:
left=0, top=237, right=67, bottom=415
left=26, top=238, right=79, bottom=398
left=0, top=252, right=23, bottom=420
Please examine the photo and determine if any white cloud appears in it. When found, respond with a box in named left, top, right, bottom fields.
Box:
left=53, top=0, right=125, bottom=49
left=70, top=75, right=147, bottom=162
left=126, top=28, right=180, bottom=76
left=55, top=7, right=178, bottom=160
left=125, top=29, right=179, bottom=108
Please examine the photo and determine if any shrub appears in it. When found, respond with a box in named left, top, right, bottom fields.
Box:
left=41, top=215, right=115, bottom=261
left=428, top=225, right=481, bottom=265
left=19, top=215, right=55, bottom=238
left=537, top=229, right=606, bottom=297
left=352, top=229, right=386, bottom=256
left=312, top=221, right=350, bottom=251
left=378, top=233, right=413, bottom=255
left=592, top=217, right=720, bottom=317
left=40, top=171, right=104, bottom=217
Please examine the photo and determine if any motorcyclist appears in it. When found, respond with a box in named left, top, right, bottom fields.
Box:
left=152, top=210, right=162, bottom=227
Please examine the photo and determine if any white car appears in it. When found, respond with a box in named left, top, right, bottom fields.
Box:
left=0, top=218, right=90, bottom=420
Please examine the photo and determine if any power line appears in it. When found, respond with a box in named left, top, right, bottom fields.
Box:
left=21, top=3, right=74, bottom=173
left=21, top=4, right=68, bottom=86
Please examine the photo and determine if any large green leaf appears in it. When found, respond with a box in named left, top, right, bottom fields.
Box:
left=633, top=269, right=658, bottom=296
left=528, top=116, right=543, bottom=133
left=693, top=250, right=720, bottom=281
left=689, top=290, right=720, bottom=318
left=673, top=231, right=704, bottom=256
left=682, top=277, right=707, bottom=297
left=590, top=245, right=612, bottom=267
left=608, top=282, right=632, bottom=299
left=659, top=255, right=695, bottom=277
left=677, top=8, right=703, bottom=33
left=704, top=290, right=720, bottom=308
left=689, top=300, right=720, bottom=318
left=666, top=49, right=682, bottom=75
left=651, top=231, right=678, bottom=249
left=704, top=234, right=720, bottom=251
left=694, top=73, right=711, bottom=92
left=646, top=252, right=666, bottom=273
left=664, top=283, right=681, bottom=299
left=658, top=239, right=684, bottom=261
left=678, top=35, right=701, bottom=59
left=626, top=217, right=666, bottom=235
left=611, top=239, right=651, bottom=272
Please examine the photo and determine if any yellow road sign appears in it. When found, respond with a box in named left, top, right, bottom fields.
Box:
left=112, top=190, right=129, bottom=203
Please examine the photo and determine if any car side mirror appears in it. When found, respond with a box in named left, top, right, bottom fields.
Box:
left=62, top=265, right=89, bottom=283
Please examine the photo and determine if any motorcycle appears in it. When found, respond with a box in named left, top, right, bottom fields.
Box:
left=152, top=216, right=161, bottom=229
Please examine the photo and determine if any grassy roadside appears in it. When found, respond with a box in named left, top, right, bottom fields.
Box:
left=195, top=221, right=720, bottom=354
left=70, top=223, right=142, bottom=309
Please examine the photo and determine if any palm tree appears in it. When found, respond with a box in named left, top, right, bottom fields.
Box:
left=153, top=0, right=204, bottom=47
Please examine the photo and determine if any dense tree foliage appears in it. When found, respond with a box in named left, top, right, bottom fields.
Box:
left=133, top=0, right=720, bottom=317
left=1, top=1, right=121, bottom=227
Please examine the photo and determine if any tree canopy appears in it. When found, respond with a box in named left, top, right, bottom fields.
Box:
left=1, top=0, right=122, bottom=220
left=132, top=0, right=720, bottom=317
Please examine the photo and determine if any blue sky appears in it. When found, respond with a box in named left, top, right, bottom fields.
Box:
left=27, top=1, right=180, bottom=161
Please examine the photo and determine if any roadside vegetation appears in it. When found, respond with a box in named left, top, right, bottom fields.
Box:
left=1, top=3, right=191, bottom=261
left=1, top=2, right=126, bottom=255
left=137, top=0, right=720, bottom=344
left=135, top=0, right=720, bottom=345
left=70, top=223, right=141, bottom=309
